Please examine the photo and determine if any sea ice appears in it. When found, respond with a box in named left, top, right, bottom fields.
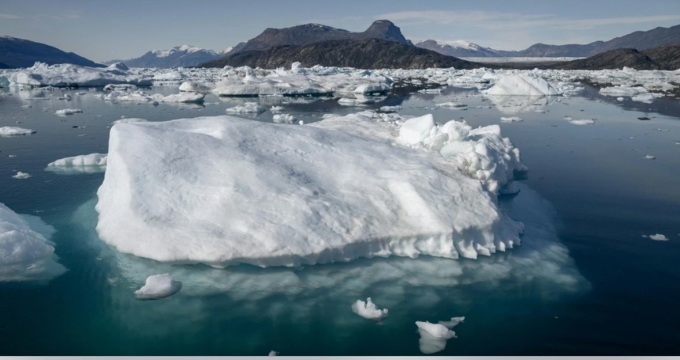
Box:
left=379, top=105, right=401, bottom=112
left=351, top=297, right=388, bottom=320
left=45, top=153, right=107, bottom=175
left=569, top=119, right=595, bottom=125
left=645, top=155, right=656, bottom=160
left=0, top=126, right=36, bottom=137
left=55, top=109, right=83, bottom=116
left=416, top=318, right=464, bottom=354
left=272, top=114, right=296, bottom=124
left=482, top=74, right=563, bottom=96
left=10, top=62, right=152, bottom=87
left=96, top=112, right=525, bottom=267
left=0, top=202, right=67, bottom=282
left=160, top=92, right=204, bottom=103
left=647, top=234, right=668, bottom=241
left=436, top=102, right=467, bottom=109
left=134, top=273, right=182, bottom=300
left=500, top=117, right=523, bottom=123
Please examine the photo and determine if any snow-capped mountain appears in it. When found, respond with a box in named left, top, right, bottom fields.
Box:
left=106, top=45, right=234, bottom=68
left=415, top=39, right=500, bottom=58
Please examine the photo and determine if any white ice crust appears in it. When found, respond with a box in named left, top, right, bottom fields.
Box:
left=0, top=202, right=66, bottom=282
left=96, top=112, right=526, bottom=267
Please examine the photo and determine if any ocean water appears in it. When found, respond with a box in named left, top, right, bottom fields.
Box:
left=0, top=85, right=679, bottom=355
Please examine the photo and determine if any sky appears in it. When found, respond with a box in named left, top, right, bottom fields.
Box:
left=1, top=0, right=679, bottom=62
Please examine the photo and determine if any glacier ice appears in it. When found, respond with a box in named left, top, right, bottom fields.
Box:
left=45, top=153, right=107, bottom=175
left=0, top=202, right=67, bottom=282
left=96, top=111, right=527, bottom=267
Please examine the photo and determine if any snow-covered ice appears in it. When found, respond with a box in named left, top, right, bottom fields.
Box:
left=10, top=62, right=152, bottom=87
left=500, top=116, right=523, bottom=123
left=0, top=126, right=36, bottom=137
left=134, top=273, right=182, bottom=300
left=0, top=202, right=67, bottom=282
left=272, top=114, right=296, bottom=124
left=569, top=119, right=595, bottom=126
left=482, top=74, right=563, bottom=96
left=351, top=297, right=388, bottom=320
left=55, top=109, right=83, bottom=116
left=96, top=112, right=526, bottom=267
left=645, top=234, right=669, bottom=241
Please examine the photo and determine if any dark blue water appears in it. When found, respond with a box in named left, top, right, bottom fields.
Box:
left=0, top=85, right=679, bottom=355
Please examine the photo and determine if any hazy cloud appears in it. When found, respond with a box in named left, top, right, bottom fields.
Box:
left=0, top=13, right=20, bottom=19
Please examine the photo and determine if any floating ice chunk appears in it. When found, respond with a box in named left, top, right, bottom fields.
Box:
left=268, top=350, right=278, bottom=356
left=55, top=109, right=83, bottom=116
left=354, top=83, right=390, bottom=94
left=631, top=93, right=662, bottom=104
left=416, top=321, right=456, bottom=354
left=351, top=297, right=388, bottom=320
left=104, top=83, right=137, bottom=92
left=46, top=153, right=107, bottom=174
left=10, top=62, right=151, bottom=87
left=500, top=117, right=523, bottom=123
left=270, top=106, right=285, bottom=113
left=96, top=114, right=524, bottom=267
left=0, top=202, right=67, bottom=282
left=0, top=126, right=36, bottom=137
left=134, top=273, right=182, bottom=300
left=338, top=96, right=374, bottom=106
left=646, top=234, right=668, bottom=241
left=226, top=102, right=266, bottom=114
left=569, top=119, right=595, bottom=126
left=273, top=114, right=296, bottom=124
left=436, top=102, right=467, bottom=108
left=645, top=155, right=656, bottom=160
left=379, top=105, right=401, bottom=112
left=160, top=92, right=205, bottom=103
left=600, top=86, right=646, bottom=97
left=617, top=97, right=624, bottom=101
left=483, top=74, right=562, bottom=96
left=416, top=322, right=457, bottom=338
left=12, top=171, right=31, bottom=179
left=179, top=81, right=213, bottom=93
left=438, top=316, right=465, bottom=328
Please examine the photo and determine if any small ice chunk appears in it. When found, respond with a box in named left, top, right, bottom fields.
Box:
left=351, top=297, right=388, bottom=320
left=569, top=119, right=595, bottom=125
left=12, top=171, right=31, bottom=179
left=416, top=321, right=457, bottom=339
left=500, top=116, right=523, bottom=123
left=0, top=126, right=36, bottom=137
left=273, top=114, right=296, bottom=124
left=646, top=234, right=668, bottom=241
left=645, top=155, right=656, bottom=160
left=270, top=106, right=285, bottom=113
left=134, top=273, right=182, bottom=300
left=397, top=114, right=435, bottom=146
left=416, top=321, right=457, bottom=354
left=226, top=102, right=266, bottom=114
left=55, top=109, right=83, bottom=116
left=436, top=102, right=467, bottom=109
left=379, top=105, right=402, bottom=112
left=268, top=350, right=279, bottom=356
left=438, top=316, right=465, bottom=328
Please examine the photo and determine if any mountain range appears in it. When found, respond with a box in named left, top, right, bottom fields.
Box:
left=200, top=38, right=478, bottom=70
left=104, top=45, right=234, bottom=68
left=0, top=36, right=102, bottom=68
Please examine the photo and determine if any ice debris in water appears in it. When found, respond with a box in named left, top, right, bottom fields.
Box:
left=416, top=317, right=464, bottom=354
left=55, top=108, right=83, bottom=116
left=95, top=111, right=526, bottom=267
left=226, top=102, right=266, bottom=114
left=500, top=116, right=523, bottom=123
left=268, top=350, right=279, bottom=356
left=645, top=155, right=656, bottom=160
left=272, top=114, right=296, bottom=124
left=482, top=74, right=564, bottom=96
left=379, top=105, right=401, bottom=112
left=643, top=234, right=668, bottom=241
left=569, top=119, right=595, bottom=126
left=351, top=297, right=388, bottom=321
left=12, top=171, right=31, bottom=179
left=0, top=126, right=36, bottom=137
left=0, top=202, right=67, bottom=282
left=134, top=273, right=182, bottom=300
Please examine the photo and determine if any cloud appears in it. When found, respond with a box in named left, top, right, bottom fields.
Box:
left=0, top=13, right=20, bottom=19
left=35, top=11, right=82, bottom=21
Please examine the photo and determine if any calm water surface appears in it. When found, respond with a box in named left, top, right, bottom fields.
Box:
left=0, top=84, right=679, bottom=355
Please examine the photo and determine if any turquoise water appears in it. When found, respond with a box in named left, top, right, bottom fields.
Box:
left=1, top=85, right=679, bottom=355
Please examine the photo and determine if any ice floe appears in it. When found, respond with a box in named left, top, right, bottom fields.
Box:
left=0, top=202, right=67, bottom=282
left=416, top=320, right=458, bottom=354
left=272, top=114, right=296, bottom=124
left=12, top=171, right=31, bottom=179
left=226, top=102, right=266, bottom=114
left=55, top=108, right=83, bottom=116
left=134, top=273, right=183, bottom=300
left=10, top=62, right=152, bottom=87
left=500, top=116, right=523, bottom=123
left=643, top=234, right=668, bottom=241
left=96, top=112, right=526, bottom=267
left=569, top=119, right=595, bottom=126
left=0, top=126, right=36, bottom=137
left=351, top=297, right=388, bottom=321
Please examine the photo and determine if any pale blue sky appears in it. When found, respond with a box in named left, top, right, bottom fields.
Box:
left=1, top=0, right=679, bottom=62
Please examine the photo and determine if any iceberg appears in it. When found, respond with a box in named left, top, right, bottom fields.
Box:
left=134, top=273, right=182, bottom=300
left=96, top=112, right=526, bottom=267
left=0, top=202, right=67, bottom=282
left=416, top=317, right=464, bottom=354
left=483, top=74, right=562, bottom=96
left=0, top=126, right=36, bottom=137
left=12, top=171, right=31, bottom=179
left=55, top=108, right=83, bottom=116
left=500, top=117, right=523, bottom=123
left=45, top=153, right=107, bottom=175
left=272, top=114, right=296, bottom=124
left=351, top=297, right=388, bottom=320
left=10, top=62, right=152, bottom=87
left=226, top=102, right=266, bottom=114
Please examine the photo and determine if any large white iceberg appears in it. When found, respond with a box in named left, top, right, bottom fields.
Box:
left=483, top=74, right=563, bottom=96
left=96, top=112, right=526, bottom=267
left=10, top=62, right=152, bottom=87
left=0, top=202, right=67, bottom=282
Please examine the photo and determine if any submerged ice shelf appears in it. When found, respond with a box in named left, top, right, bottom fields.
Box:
left=95, top=111, right=526, bottom=267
